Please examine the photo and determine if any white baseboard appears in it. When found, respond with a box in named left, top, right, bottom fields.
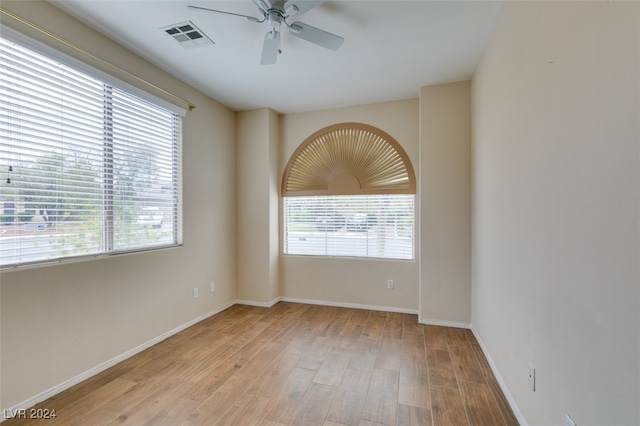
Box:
left=418, top=317, right=471, bottom=329
left=235, top=297, right=281, bottom=308
left=1, top=300, right=235, bottom=422
left=470, top=325, right=527, bottom=426
left=279, top=296, right=419, bottom=315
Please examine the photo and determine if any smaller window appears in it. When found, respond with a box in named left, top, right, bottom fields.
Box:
left=282, top=123, right=416, bottom=260
left=284, top=194, right=414, bottom=260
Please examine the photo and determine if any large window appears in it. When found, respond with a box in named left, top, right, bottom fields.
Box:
left=0, top=34, right=182, bottom=268
left=282, top=123, right=416, bottom=260
left=284, top=194, right=414, bottom=259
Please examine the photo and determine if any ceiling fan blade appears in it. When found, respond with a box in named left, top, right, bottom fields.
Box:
left=261, top=30, right=280, bottom=65
left=284, top=0, right=325, bottom=17
left=288, top=21, right=343, bottom=51
left=187, top=5, right=261, bottom=22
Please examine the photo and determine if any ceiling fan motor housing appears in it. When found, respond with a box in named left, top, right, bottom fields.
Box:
left=267, top=10, right=284, bottom=30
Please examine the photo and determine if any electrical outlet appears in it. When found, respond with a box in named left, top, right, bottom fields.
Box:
left=528, top=363, right=535, bottom=391
left=565, top=414, right=576, bottom=426
left=210, top=282, right=215, bottom=293
left=193, top=288, right=199, bottom=299
left=387, top=279, right=394, bottom=289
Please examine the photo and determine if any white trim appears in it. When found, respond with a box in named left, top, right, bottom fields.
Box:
left=279, top=296, right=419, bottom=315
left=418, top=317, right=471, bottom=329
left=0, top=301, right=234, bottom=422
left=470, top=325, right=528, bottom=426
left=235, top=297, right=281, bottom=308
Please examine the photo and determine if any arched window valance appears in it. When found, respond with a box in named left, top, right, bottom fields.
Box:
left=282, top=123, right=416, bottom=197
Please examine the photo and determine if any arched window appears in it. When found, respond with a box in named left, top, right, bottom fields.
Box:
left=282, top=123, right=416, bottom=260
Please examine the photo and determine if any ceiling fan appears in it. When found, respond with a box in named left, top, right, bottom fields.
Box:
left=187, top=0, right=344, bottom=65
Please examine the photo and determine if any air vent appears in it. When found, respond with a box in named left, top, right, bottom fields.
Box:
left=160, top=21, right=213, bottom=49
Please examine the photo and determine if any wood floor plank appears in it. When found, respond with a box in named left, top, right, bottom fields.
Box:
left=212, top=393, right=271, bottom=426
left=373, top=337, right=403, bottom=371
left=459, top=381, right=505, bottom=426
left=326, top=368, right=372, bottom=426
left=347, top=337, right=378, bottom=372
left=396, top=404, right=433, bottom=426
left=359, top=420, right=388, bottom=426
left=361, top=368, right=399, bottom=425
left=252, top=419, right=286, bottom=426
left=101, top=378, right=193, bottom=425
left=444, top=327, right=470, bottom=347
left=401, top=331, right=426, bottom=362
left=401, top=314, right=423, bottom=335
left=225, top=320, right=271, bottom=347
left=290, top=383, right=337, bottom=426
left=182, top=390, right=230, bottom=425
left=360, top=312, right=386, bottom=341
left=320, top=316, right=351, bottom=339
left=3, top=304, right=517, bottom=426
left=335, top=313, right=367, bottom=350
left=469, top=342, right=494, bottom=380
left=185, top=342, right=288, bottom=425
left=348, top=309, right=372, bottom=326
left=486, top=376, right=520, bottom=426
left=179, top=344, right=240, bottom=382
left=261, top=367, right=317, bottom=424
left=426, top=349, right=458, bottom=389
left=49, top=355, right=142, bottom=406
left=431, top=385, right=468, bottom=426
left=398, top=359, right=431, bottom=409
left=141, top=397, right=200, bottom=426
left=248, top=351, right=303, bottom=397
left=40, top=378, right=137, bottom=425
left=180, top=355, right=248, bottom=402
left=382, top=315, right=404, bottom=339
left=75, top=377, right=190, bottom=425
left=423, top=325, right=448, bottom=351
left=314, top=347, right=351, bottom=386
left=449, top=345, right=486, bottom=385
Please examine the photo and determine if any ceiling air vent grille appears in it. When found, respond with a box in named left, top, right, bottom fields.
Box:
left=161, top=21, right=213, bottom=49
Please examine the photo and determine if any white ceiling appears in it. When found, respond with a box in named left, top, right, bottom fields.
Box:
left=50, top=0, right=504, bottom=114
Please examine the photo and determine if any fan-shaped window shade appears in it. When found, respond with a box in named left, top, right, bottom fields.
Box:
left=282, top=123, right=416, bottom=197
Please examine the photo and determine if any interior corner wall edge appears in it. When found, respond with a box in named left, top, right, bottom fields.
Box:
left=0, top=1, right=237, bottom=409
left=471, top=1, right=640, bottom=424
left=236, top=108, right=280, bottom=303
left=419, top=81, right=472, bottom=325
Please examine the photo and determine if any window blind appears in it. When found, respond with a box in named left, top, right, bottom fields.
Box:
left=0, top=35, right=182, bottom=268
left=284, top=194, right=414, bottom=260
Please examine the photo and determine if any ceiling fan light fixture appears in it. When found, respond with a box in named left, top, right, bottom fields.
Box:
left=285, top=4, right=299, bottom=15
left=256, top=0, right=271, bottom=12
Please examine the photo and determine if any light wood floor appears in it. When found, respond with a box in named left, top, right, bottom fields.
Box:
left=5, top=302, right=519, bottom=426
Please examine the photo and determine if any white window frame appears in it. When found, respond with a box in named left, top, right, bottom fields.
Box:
left=0, top=27, right=184, bottom=269
left=283, top=194, right=415, bottom=260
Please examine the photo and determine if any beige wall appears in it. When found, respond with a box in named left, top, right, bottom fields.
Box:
left=419, top=82, right=472, bottom=326
left=236, top=108, right=280, bottom=304
left=472, top=1, right=639, bottom=425
left=279, top=100, right=420, bottom=311
left=0, top=1, right=237, bottom=409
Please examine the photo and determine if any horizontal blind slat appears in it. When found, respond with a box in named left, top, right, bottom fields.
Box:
left=284, top=194, right=414, bottom=260
left=1, top=34, right=181, bottom=268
